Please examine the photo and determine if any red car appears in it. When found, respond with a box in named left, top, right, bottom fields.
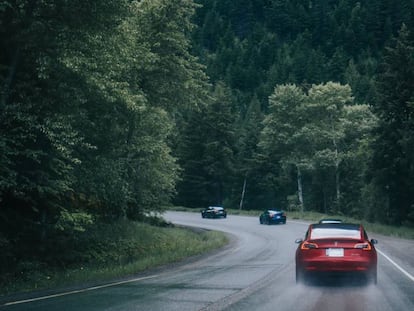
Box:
left=295, top=223, right=378, bottom=284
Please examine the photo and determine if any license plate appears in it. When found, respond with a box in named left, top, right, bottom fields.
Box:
left=326, top=248, right=344, bottom=257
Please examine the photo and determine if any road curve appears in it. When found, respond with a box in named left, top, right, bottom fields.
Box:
left=1, top=211, right=413, bottom=311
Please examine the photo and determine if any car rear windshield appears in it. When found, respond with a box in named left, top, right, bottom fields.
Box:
left=310, top=224, right=361, bottom=239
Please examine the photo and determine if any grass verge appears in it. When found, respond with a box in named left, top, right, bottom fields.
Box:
left=0, top=220, right=228, bottom=297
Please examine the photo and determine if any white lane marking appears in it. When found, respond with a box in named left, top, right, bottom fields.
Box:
left=3, top=275, right=159, bottom=306
left=231, top=246, right=240, bottom=254
left=377, top=248, right=414, bottom=282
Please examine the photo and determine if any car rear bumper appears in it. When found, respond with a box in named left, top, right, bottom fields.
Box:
left=269, top=220, right=285, bottom=224
left=268, top=217, right=286, bottom=223
left=299, top=258, right=376, bottom=272
left=202, top=213, right=226, bottom=218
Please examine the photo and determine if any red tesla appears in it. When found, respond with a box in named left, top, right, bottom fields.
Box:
left=295, top=223, right=378, bottom=284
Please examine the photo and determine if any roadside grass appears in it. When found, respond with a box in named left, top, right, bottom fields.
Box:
left=0, top=220, right=228, bottom=296
left=171, top=206, right=414, bottom=239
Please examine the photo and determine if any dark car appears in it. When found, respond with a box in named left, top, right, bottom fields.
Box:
left=295, top=223, right=378, bottom=284
left=201, top=206, right=227, bottom=218
left=259, top=210, right=286, bottom=225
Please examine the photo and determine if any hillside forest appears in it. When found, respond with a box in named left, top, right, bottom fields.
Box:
left=0, top=0, right=414, bottom=276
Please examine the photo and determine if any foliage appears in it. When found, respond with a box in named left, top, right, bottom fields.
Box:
left=174, top=81, right=236, bottom=207
left=259, top=82, right=377, bottom=216
left=369, top=24, right=414, bottom=225
left=192, top=0, right=414, bottom=107
left=0, top=0, right=208, bottom=274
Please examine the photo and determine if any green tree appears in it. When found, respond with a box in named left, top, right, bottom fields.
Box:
left=340, top=104, right=377, bottom=217
left=133, top=0, right=209, bottom=113
left=174, top=107, right=210, bottom=208
left=69, top=0, right=209, bottom=219
left=370, top=24, right=414, bottom=225
left=201, top=82, right=237, bottom=205
left=259, top=84, right=308, bottom=212
left=259, top=82, right=375, bottom=215
left=306, top=82, right=376, bottom=215
left=0, top=0, right=128, bottom=239
left=175, top=81, right=236, bottom=207
left=234, top=95, right=264, bottom=210
left=306, top=82, right=353, bottom=213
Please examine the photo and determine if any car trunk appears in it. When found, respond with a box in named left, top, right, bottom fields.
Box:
left=300, top=238, right=376, bottom=271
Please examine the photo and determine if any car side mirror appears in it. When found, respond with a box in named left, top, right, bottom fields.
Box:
left=371, top=239, right=378, bottom=245
left=295, top=238, right=303, bottom=244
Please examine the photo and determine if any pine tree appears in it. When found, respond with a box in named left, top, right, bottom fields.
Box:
left=370, top=24, right=414, bottom=225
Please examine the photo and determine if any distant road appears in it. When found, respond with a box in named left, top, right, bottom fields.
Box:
left=1, top=211, right=413, bottom=311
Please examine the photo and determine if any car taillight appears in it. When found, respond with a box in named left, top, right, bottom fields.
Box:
left=301, top=242, right=318, bottom=249
left=354, top=243, right=372, bottom=250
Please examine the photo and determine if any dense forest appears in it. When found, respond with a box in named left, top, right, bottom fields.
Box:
left=1, top=0, right=414, bottom=275
left=176, top=0, right=414, bottom=224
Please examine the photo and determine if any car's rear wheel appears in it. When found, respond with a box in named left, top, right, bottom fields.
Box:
left=296, top=267, right=305, bottom=284
left=367, top=268, right=377, bottom=285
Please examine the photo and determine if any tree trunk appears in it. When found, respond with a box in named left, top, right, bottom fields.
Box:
left=335, top=159, right=340, bottom=207
left=297, top=165, right=304, bottom=213
left=330, top=114, right=341, bottom=211
left=334, top=144, right=341, bottom=210
left=239, top=174, right=247, bottom=210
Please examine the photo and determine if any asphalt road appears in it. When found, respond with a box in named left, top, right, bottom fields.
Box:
left=1, top=211, right=413, bottom=311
